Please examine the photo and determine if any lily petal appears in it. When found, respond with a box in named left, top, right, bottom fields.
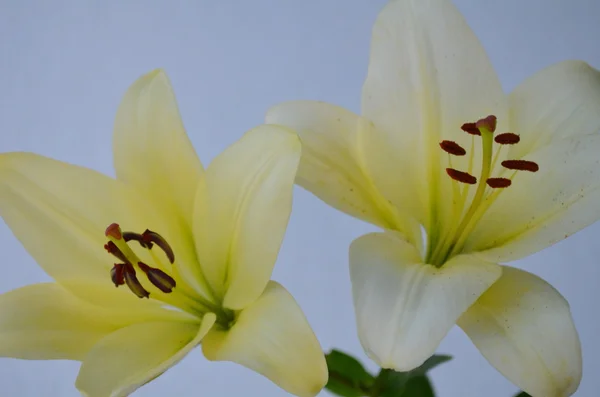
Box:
left=0, top=282, right=189, bottom=362
left=0, top=152, right=177, bottom=282
left=193, top=125, right=300, bottom=310
left=113, top=69, right=203, bottom=223
left=458, top=266, right=581, bottom=397
left=202, top=282, right=327, bottom=397
left=467, top=134, right=600, bottom=262
left=0, top=283, right=119, bottom=361
left=112, top=70, right=213, bottom=299
left=76, top=313, right=216, bottom=397
left=265, top=101, right=418, bottom=243
left=361, top=0, right=507, bottom=233
left=57, top=279, right=197, bottom=325
left=350, top=232, right=501, bottom=370
left=508, top=60, right=600, bottom=159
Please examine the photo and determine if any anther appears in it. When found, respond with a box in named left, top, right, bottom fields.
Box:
left=501, top=160, right=539, bottom=172
left=105, top=223, right=122, bottom=240
left=123, top=232, right=152, bottom=249
left=142, top=230, right=175, bottom=264
left=446, top=168, right=477, bottom=185
left=110, top=263, right=125, bottom=287
left=124, top=267, right=150, bottom=298
left=440, top=140, right=467, bottom=156
left=461, top=122, right=480, bottom=136
left=138, top=262, right=177, bottom=293
left=486, top=178, right=512, bottom=188
left=475, top=115, right=497, bottom=133
left=104, top=241, right=130, bottom=264
left=495, top=133, right=520, bottom=145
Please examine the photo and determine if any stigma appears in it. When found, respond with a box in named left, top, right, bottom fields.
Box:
left=104, top=223, right=176, bottom=298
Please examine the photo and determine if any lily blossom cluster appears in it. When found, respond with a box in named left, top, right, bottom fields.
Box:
left=267, top=0, right=600, bottom=396
left=1, top=0, right=599, bottom=396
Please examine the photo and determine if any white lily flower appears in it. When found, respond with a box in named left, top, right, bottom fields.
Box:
left=266, top=0, right=600, bottom=395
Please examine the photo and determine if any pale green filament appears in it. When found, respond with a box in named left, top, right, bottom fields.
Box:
left=428, top=127, right=494, bottom=266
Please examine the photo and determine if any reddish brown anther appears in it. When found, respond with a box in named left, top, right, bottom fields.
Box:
left=446, top=168, right=477, bottom=185
left=139, top=262, right=177, bottom=293
left=486, top=177, right=512, bottom=188
left=111, top=263, right=125, bottom=287
left=501, top=160, right=539, bottom=172
left=123, top=232, right=152, bottom=249
left=494, top=133, right=521, bottom=145
left=105, top=223, right=122, bottom=239
left=461, top=122, right=480, bottom=136
left=124, top=266, right=150, bottom=299
left=439, top=140, right=467, bottom=156
left=104, top=241, right=130, bottom=264
left=142, top=230, right=175, bottom=264
left=476, top=115, right=497, bottom=133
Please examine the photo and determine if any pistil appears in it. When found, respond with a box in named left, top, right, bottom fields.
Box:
left=451, top=116, right=496, bottom=241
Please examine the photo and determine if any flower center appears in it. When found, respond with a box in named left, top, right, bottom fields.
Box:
left=103, top=223, right=236, bottom=327
left=104, top=223, right=177, bottom=299
left=426, top=115, right=539, bottom=266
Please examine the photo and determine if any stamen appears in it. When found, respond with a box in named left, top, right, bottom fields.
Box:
left=495, top=133, right=520, bottom=145
left=475, top=115, right=497, bottom=133
left=446, top=168, right=477, bottom=184
left=123, top=265, right=150, bottom=299
left=142, top=230, right=175, bottom=264
left=440, top=140, right=466, bottom=156
left=103, top=223, right=177, bottom=298
left=486, top=177, right=512, bottom=188
left=432, top=114, right=538, bottom=266
left=110, top=263, right=125, bottom=287
left=123, top=232, right=152, bottom=249
left=104, top=241, right=130, bottom=264
left=501, top=159, right=539, bottom=172
left=461, top=122, right=480, bottom=136
left=138, top=262, right=177, bottom=293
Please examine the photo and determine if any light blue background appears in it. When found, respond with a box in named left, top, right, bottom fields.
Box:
left=1, top=1, right=599, bottom=396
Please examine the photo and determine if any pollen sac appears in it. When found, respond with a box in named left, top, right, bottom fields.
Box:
left=110, top=263, right=125, bottom=287
left=139, top=262, right=177, bottom=293
left=104, top=241, right=129, bottom=264
left=461, top=122, right=481, bottom=136
left=124, top=267, right=150, bottom=299
left=439, top=140, right=466, bottom=156
left=501, top=159, right=539, bottom=172
left=475, top=115, right=497, bottom=133
left=446, top=168, right=477, bottom=185
left=123, top=231, right=152, bottom=249
left=486, top=177, right=512, bottom=188
left=495, top=133, right=520, bottom=145
left=142, top=229, right=175, bottom=264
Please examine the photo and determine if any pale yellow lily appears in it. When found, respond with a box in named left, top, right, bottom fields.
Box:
left=266, top=0, right=600, bottom=396
left=0, top=70, right=328, bottom=397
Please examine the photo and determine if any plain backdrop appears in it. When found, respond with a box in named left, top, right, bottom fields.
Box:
left=1, top=1, right=599, bottom=396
